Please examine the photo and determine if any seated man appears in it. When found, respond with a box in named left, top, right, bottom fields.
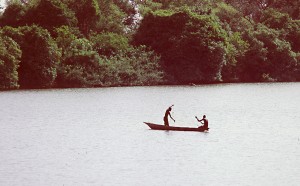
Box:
left=195, top=115, right=208, bottom=130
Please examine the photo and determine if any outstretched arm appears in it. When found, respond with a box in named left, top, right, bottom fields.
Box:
left=169, top=113, right=175, bottom=122
left=195, top=116, right=203, bottom=123
left=169, top=105, right=175, bottom=122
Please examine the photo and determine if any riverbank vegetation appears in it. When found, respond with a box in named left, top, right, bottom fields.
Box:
left=0, top=0, right=299, bottom=89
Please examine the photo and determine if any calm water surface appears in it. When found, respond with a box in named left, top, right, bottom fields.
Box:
left=0, top=83, right=300, bottom=186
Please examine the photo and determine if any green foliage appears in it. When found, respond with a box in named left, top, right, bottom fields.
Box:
left=222, top=32, right=249, bottom=81
left=267, top=0, right=300, bottom=20
left=237, top=29, right=268, bottom=82
left=67, top=0, right=100, bottom=35
left=134, top=10, right=187, bottom=54
left=138, top=0, right=221, bottom=15
left=90, top=32, right=130, bottom=56
left=0, top=0, right=77, bottom=32
left=138, top=0, right=163, bottom=16
left=238, top=24, right=297, bottom=82
left=112, top=0, right=136, bottom=16
left=56, top=38, right=102, bottom=88
left=134, top=10, right=227, bottom=83
left=112, top=1, right=138, bottom=32
left=1, top=0, right=300, bottom=90
left=101, top=46, right=164, bottom=86
left=24, top=0, right=77, bottom=32
left=260, top=8, right=290, bottom=29
left=214, top=2, right=239, bottom=22
left=213, top=2, right=252, bottom=32
left=0, top=1, right=27, bottom=27
left=0, top=33, right=22, bottom=89
left=255, top=24, right=297, bottom=81
left=96, top=0, right=132, bottom=34
left=284, top=20, right=300, bottom=52
left=54, top=26, right=82, bottom=57
left=1, top=25, right=61, bottom=88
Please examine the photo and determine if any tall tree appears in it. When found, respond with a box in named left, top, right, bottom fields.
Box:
left=238, top=24, right=297, bottom=82
left=0, top=1, right=27, bottom=27
left=0, top=33, right=22, bottom=89
left=24, top=0, right=77, bottom=32
left=1, top=25, right=61, bottom=88
left=67, top=0, right=100, bottom=35
left=134, top=10, right=227, bottom=83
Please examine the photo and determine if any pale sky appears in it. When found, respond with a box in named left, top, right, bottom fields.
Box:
left=0, top=0, right=6, bottom=13
left=0, top=0, right=6, bottom=8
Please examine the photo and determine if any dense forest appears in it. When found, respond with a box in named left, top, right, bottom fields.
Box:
left=0, top=0, right=299, bottom=89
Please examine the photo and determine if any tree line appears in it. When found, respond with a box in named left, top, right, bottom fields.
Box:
left=0, top=0, right=299, bottom=90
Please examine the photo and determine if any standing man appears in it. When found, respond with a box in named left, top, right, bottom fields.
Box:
left=164, top=105, right=175, bottom=126
left=195, top=115, right=208, bottom=130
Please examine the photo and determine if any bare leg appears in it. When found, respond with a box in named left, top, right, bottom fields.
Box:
left=164, top=118, right=169, bottom=126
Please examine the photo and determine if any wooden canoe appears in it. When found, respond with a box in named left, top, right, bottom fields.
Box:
left=144, top=122, right=209, bottom=132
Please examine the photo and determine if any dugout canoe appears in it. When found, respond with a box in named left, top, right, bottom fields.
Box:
left=144, top=122, right=209, bottom=132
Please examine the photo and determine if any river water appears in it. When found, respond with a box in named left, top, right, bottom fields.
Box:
left=0, top=83, right=299, bottom=186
